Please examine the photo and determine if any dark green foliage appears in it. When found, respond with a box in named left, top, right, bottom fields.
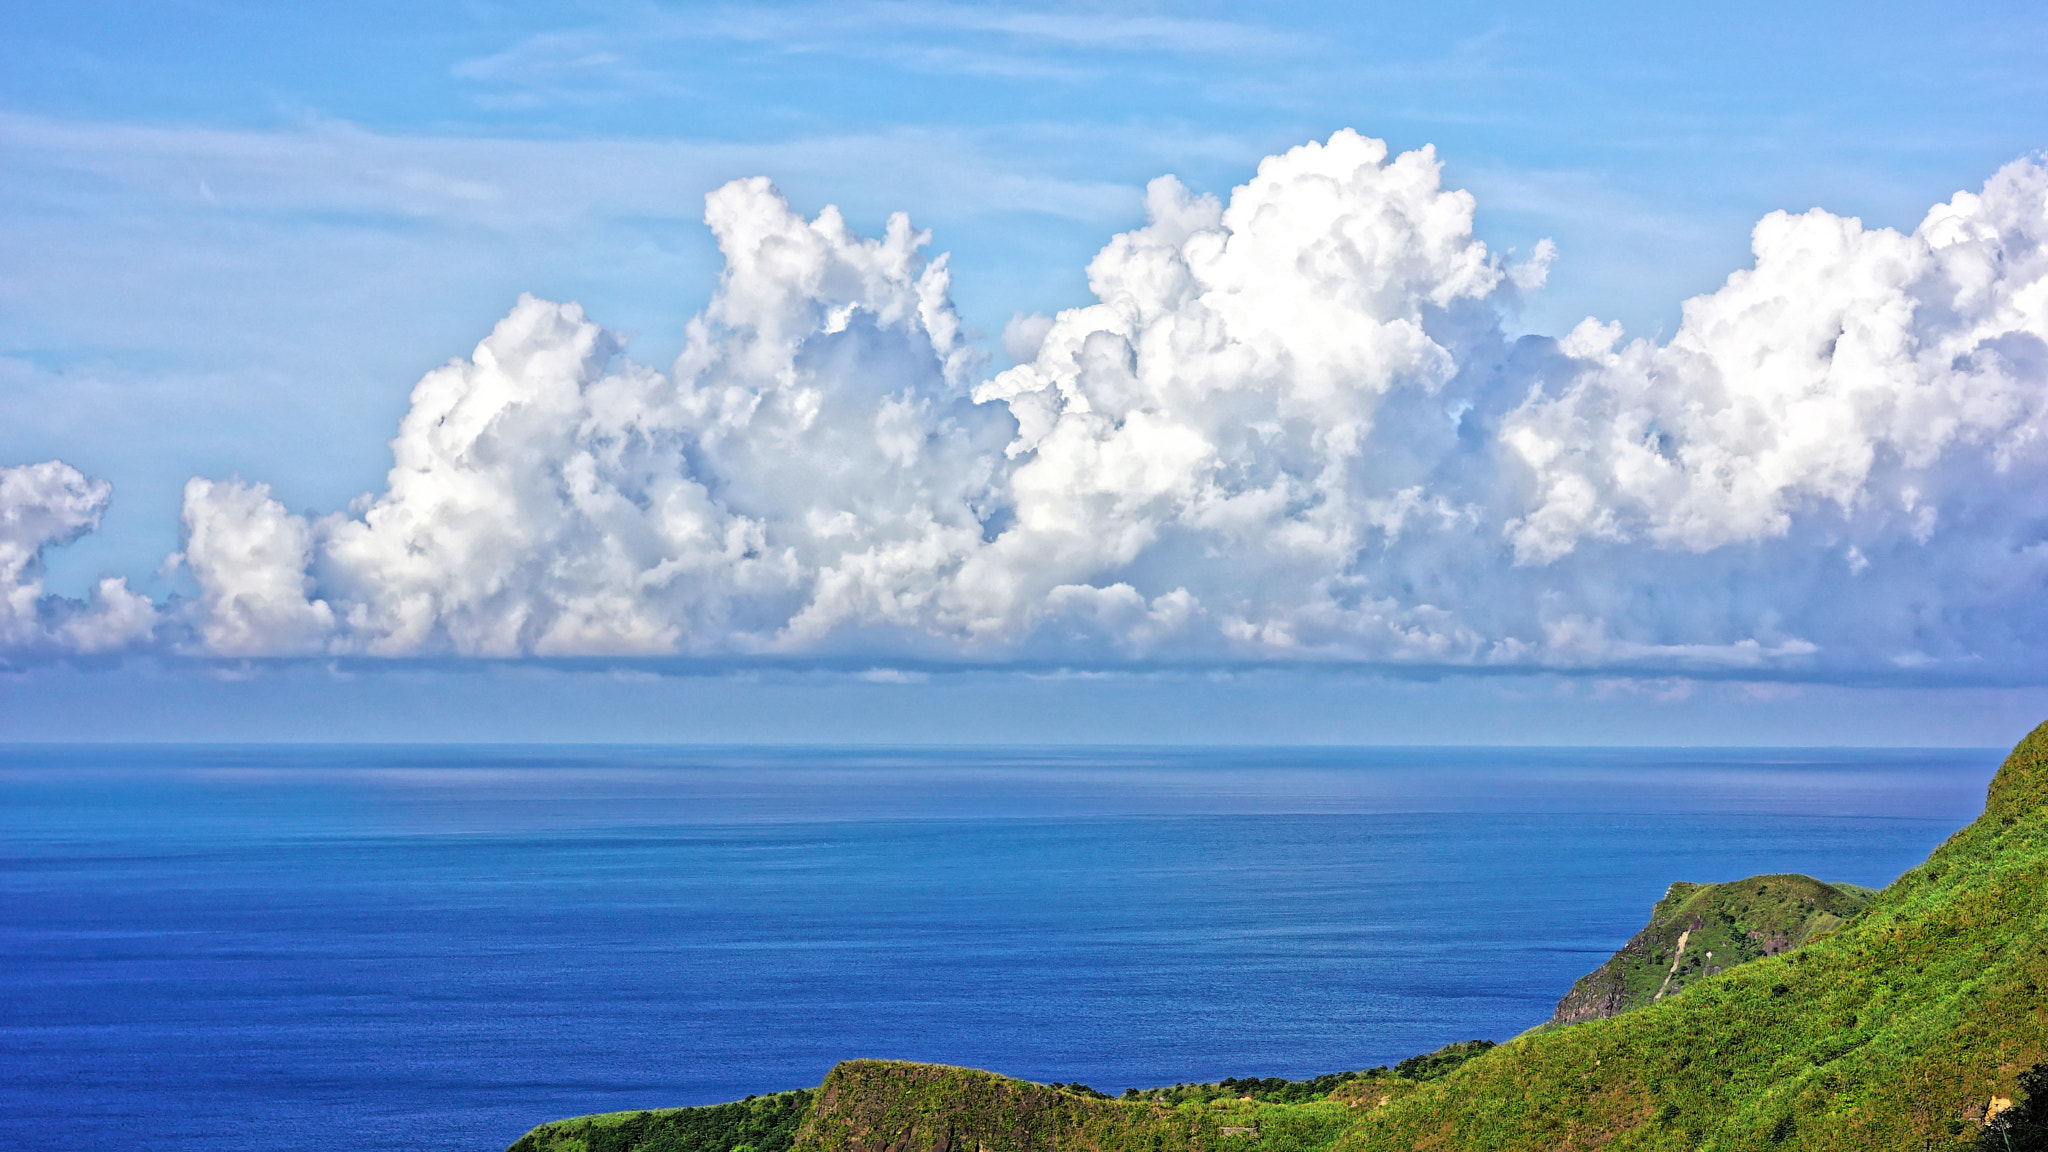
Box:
left=1046, top=1081, right=1111, bottom=1099
left=1218, top=1070, right=1390, bottom=1104
left=510, top=1089, right=815, bottom=1152
left=1981, top=1063, right=2048, bottom=1151
left=1391, top=1040, right=1494, bottom=1081
left=1121, top=1068, right=1389, bottom=1106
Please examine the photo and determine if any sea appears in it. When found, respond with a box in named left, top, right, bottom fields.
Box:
left=0, top=744, right=2002, bottom=1151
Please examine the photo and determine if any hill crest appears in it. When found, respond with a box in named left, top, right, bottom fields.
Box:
left=1550, top=872, right=1872, bottom=1026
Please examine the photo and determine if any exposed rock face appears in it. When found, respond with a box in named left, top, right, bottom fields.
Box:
left=1550, top=873, right=1872, bottom=1026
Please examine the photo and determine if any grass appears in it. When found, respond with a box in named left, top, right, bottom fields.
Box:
left=794, top=1061, right=1361, bottom=1152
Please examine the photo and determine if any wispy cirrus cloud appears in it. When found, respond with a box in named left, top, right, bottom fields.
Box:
left=707, top=2, right=1309, bottom=55
left=450, top=2, right=1309, bottom=105
left=0, top=111, right=1141, bottom=230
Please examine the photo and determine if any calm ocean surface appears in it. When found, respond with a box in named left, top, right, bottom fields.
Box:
left=0, top=745, right=2002, bottom=1151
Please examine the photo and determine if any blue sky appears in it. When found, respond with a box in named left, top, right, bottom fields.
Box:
left=4, top=1, right=2048, bottom=742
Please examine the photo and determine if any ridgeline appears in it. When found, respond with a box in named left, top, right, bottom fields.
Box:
left=512, top=722, right=2048, bottom=1151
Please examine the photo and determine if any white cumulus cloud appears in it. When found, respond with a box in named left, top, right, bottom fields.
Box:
left=0, top=461, right=155, bottom=656
left=180, top=476, right=334, bottom=655
left=1503, top=159, right=2048, bottom=563
left=183, top=178, right=1013, bottom=658
left=16, top=130, right=2048, bottom=680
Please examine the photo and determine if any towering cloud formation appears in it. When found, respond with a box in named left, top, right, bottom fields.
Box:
left=1496, top=161, right=2048, bottom=672
left=0, top=461, right=155, bottom=655
left=251, top=179, right=1014, bottom=657
left=16, top=130, right=2048, bottom=677
left=180, top=476, right=333, bottom=655
left=1505, top=164, right=2048, bottom=563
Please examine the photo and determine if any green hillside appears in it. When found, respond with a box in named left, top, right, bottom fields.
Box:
left=1549, top=874, right=1873, bottom=1026
left=1335, top=721, right=2048, bottom=1150
left=510, top=722, right=2048, bottom=1152
left=509, top=1063, right=1402, bottom=1152
left=794, top=1061, right=1361, bottom=1152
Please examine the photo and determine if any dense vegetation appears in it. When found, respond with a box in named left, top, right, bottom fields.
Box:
left=512, top=721, right=2048, bottom=1152
left=1391, top=1040, right=1497, bottom=1082
left=1980, top=1061, right=2048, bottom=1150
left=511, top=1089, right=814, bottom=1152
left=1549, top=874, right=1871, bottom=1025
left=1122, top=1068, right=1390, bottom=1105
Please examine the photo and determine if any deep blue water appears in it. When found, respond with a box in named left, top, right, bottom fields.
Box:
left=0, top=745, right=2003, bottom=1151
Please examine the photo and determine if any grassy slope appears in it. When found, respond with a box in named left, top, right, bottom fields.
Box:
left=1336, top=721, right=2048, bottom=1150
left=1550, top=874, right=1873, bottom=1026
left=506, top=1063, right=1406, bottom=1152
left=792, top=1061, right=1360, bottom=1152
